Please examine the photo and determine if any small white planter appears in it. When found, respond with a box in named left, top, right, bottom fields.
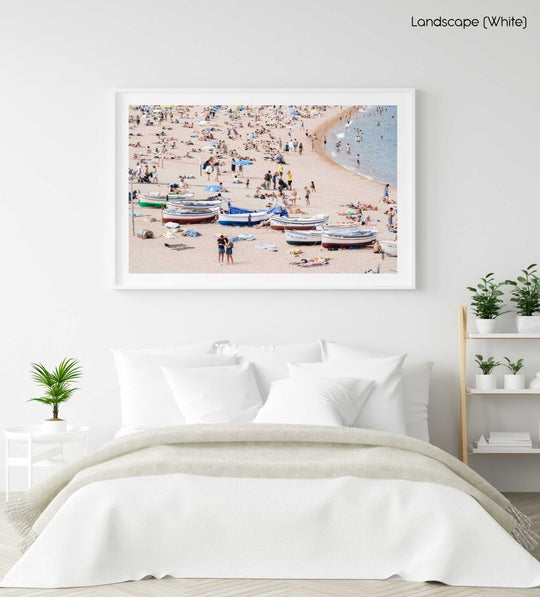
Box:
left=476, top=318, right=497, bottom=334
left=516, top=315, right=540, bottom=334
left=42, top=419, right=67, bottom=434
left=504, top=374, right=525, bottom=391
left=476, top=374, right=497, bottom=391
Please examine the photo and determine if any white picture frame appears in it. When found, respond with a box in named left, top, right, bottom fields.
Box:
left=114, top=88, right=415, bottom=289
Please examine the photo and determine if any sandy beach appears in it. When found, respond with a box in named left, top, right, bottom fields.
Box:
left=127, top=104, right=398, bottom=275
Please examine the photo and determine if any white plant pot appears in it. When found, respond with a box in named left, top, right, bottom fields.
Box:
left=475, top=318, right=497, bottom=334
left=42, top=419, right=67, bottom=434
left=476, top=374, right=497, bottom=391
left=504, top=374, right=525, bottom=391
left=516, top=315, right=540, bottom=334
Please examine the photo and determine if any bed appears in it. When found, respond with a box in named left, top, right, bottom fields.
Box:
left=3, top=340, right=540, bottom=589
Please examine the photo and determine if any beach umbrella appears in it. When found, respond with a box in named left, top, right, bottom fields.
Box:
left=205, top=185, right=222, bottom=192
left=232, top=160, right=253, bottom=166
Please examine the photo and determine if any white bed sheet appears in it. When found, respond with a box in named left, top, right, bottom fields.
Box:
left=3, top=474, right=540, bottom=588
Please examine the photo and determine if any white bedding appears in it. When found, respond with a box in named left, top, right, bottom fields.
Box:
left=3, top=473, right=540, bottom=588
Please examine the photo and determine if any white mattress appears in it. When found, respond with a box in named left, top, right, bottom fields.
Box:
left=3, top=473, right=540, bottom=588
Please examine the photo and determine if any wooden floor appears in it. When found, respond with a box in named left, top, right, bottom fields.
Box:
left=1, top=493, right=540, bottom=596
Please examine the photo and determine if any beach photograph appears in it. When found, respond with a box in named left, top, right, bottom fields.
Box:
left=118, top=91, right=414, bottom=288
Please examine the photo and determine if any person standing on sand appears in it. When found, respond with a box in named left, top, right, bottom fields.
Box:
left=381, top=183, right=390, bottom=202
left=287, top=170, right=293, bottom=189
left=298, top=142, right=303, bottom=155
left=291, top=188, right=298, bottom=205
left=385, top=206, right=395, bottom=230
left=225, top=238, right=234, bottom=265
left=217, top=235, right=226, bottom=265
left=304, top=187, right=311, bottom=207
left=310, top=180, right=317, bottom=192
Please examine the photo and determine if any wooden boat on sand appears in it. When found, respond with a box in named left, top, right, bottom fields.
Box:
left=285, top=229, right=322, bottom=245
left=321, top=228, right=378, bottom=249
left=162, top=206, right=220, bottom=224
left=379, top=239, right=398, bottom=257
left=270, top=213, right=329, bottom=231
left=219, top=205, right=288, bottom=227
left=137, top=192, right=195, bottom=208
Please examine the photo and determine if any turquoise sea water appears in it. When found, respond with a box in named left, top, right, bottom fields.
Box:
left=324, top=106, right=397, bottom=186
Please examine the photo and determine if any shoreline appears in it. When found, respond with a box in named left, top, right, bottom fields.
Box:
left=313, top=107, right=395, bottom=193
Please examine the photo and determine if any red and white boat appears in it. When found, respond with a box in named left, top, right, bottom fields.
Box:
left=321, top=228, right=378, bottom=249
left=162, top=206, right=220, bottom=224
left=270, top=213, right=329, bottom=231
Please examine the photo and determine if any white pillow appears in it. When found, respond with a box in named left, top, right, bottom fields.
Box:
left=216, top=341, right=323, bottom=399
left=254, top=377, right=374, bottom=427
left=320, top=340, right=433, bottom=442
left=288, top=355, right=407, bottom=435
left=162, top=360, right=263, bottom=424
left=111, top=348, right=237, bottom=429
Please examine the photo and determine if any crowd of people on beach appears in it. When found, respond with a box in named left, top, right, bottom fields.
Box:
left=127, top=103, right=397, bottom=271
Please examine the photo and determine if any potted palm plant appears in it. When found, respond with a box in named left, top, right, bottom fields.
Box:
left=504, top=264, right=540, bottom=333
left=474, top=354, right=500, bottom=390
left=28, top=357, right=83, bottom=432
left=467, top=272, right=506, bottom=333
left=503, top=357, right=525, bottom=390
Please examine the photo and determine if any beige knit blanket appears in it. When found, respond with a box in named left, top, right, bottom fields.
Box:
left=6, top=424, right=537, bottom=553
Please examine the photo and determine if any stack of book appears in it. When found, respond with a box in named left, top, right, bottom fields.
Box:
left=473, top=432, right=534, bottom=453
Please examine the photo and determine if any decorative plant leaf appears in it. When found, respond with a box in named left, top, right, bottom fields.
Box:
left=467, top=273, right=507, bottom=319
left=503, top=356, right=525, bottom=374
left=474, top=354, right=501, bottom=374
left=504, top=265, right=540, bottom=316
left=28, top=358, right=82, bottom=419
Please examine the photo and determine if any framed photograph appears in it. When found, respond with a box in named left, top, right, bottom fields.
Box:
left=114, top=88, right=415, bottom=289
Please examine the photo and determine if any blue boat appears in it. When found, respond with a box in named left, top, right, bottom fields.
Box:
left=219, top=206, right=287, bottom=227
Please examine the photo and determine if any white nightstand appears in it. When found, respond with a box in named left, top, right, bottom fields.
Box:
left=4, top=425, right=88, bottom=501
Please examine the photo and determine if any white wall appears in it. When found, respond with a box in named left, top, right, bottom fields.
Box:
left=1, top=0, right=539, bottom=491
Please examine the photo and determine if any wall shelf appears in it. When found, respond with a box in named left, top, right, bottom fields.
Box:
left=468, top=333, right=540, bottom=339
left=459, top=306, right=540, bottom=465
left=469, top=449, right=540, bottom=455
left=467, top=388, right=540, bottom=396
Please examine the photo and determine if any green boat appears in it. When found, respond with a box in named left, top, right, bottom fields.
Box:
left=137, top=192, right=195, bottom=208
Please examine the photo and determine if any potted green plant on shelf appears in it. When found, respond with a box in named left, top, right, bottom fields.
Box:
left=28, top=357, right=83, bottom=433
left=503, top=357, right=525, bottom=390
left=467, top=272, right=506, bottom=334
left=504, top=264, right=540, bottom=333
left=474, top=354, right=501, bottom=390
